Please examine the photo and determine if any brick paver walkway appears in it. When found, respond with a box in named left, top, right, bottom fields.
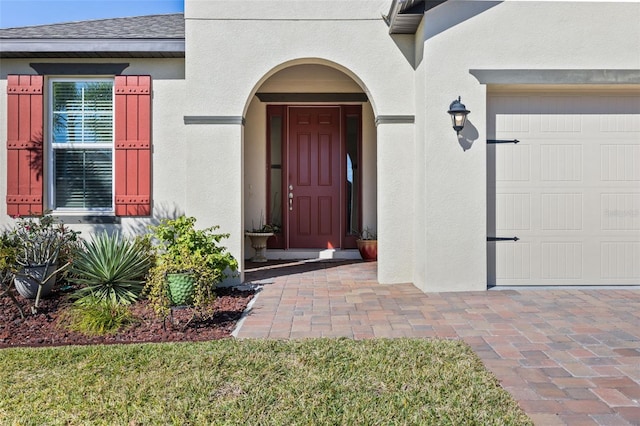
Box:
left=235, top=260, right=640, bottom=425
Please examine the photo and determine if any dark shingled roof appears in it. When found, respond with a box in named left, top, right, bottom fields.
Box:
left=0, top=13, right=184, bottom=39
left=0, top=14, right=185, bottom=58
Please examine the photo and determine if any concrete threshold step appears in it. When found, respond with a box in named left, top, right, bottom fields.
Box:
left=260, top=249, right=361, bottom=261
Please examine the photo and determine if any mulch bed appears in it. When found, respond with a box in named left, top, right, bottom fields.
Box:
left=0, top=285, right=255, bottom=348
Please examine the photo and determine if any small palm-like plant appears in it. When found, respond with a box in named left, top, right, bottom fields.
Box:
left=70, top=232, right=151, bottom=305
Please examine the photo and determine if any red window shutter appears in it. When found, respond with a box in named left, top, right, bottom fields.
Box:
left=6, top=75, right=44, bottom=217
left=114, top=75, right=152, bottom=216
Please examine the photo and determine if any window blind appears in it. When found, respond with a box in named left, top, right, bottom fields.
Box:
left=51, top=80, right=113, bottom=210
left=54, top=149, right=112, bottom=209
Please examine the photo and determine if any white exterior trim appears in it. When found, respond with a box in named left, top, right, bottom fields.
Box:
left=470, top=69, right=640, bottom=85
left=183, top=116, right=245, bottom=125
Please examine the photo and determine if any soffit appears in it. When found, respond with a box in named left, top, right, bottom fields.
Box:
left=386, top=0, right=447, bottom=34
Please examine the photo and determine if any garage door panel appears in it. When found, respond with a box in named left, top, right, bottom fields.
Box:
left=541, top=241, right=583, bottom=279
left=601, top=242, right=640, bottom=279
left=494, top=242, right=531, bottom=280
left=541, top=144, right=583, bottom=181
left=495, top=193, right=531, bottom=230
left=488, top=92, right=640, bottom=286
left=541, top=193, right=583, bottom=231
left=601, top=193, right=640, bottom=230
left=601, top=144, right=640, bottom=181
left=495, top=144, right=531, bottom=181
left=539, top=96, right=584, bottom=133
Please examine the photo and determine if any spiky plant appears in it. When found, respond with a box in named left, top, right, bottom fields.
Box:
left=70, top=232, right=151, bottom=305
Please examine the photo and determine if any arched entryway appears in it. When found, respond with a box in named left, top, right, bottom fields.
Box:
left=243, top=62, right=377, bottom=259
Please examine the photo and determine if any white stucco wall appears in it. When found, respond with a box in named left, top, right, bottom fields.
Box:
left=0, top=58, right=186, bottom=237
left=414, top=0, right=640, bottom=291
left=3, top=0, right=637, bottom=292
left=412, top=19, right=428, bottom=290
left=184, top=0, right=416, bottom=281
left=362, top=105, right=377, bottom=231
left=184, top=0, right=413, bottom=116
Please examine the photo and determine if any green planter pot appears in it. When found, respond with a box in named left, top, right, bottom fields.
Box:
left=167, top=273, right=196, bottom=306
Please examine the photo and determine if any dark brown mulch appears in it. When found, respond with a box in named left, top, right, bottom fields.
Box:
left=0, top=285, right=255, bottom=349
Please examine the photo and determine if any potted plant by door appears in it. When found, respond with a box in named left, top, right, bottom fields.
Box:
left=245, top=214, right=280, bottom=262
left=356, top=227, right=377, bottom=261
left=146, top=216, right=238, bottom=317
left=11, top=214, right=80, bottom=311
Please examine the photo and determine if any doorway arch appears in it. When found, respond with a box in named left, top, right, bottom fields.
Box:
left=243, top=61, right=377, bottom=258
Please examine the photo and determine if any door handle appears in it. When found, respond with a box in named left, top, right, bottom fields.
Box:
left=288, top=185, right=294, bottom=211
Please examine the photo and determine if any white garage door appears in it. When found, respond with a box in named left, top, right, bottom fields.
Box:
left=488, top=91, right=640, bottom=286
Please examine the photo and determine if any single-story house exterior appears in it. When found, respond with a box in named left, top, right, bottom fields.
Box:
left=1, top=0, right=639, bottom=291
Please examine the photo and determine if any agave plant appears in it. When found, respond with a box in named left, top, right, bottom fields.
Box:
left=70, top=232, right=151, bottom=305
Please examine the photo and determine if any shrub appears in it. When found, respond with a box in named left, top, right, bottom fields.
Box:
left=0, top=231, right=18, bottom=274
left=0, top=231, right=24, bottom=318
left=60, top=296, right=135, bottom=336
left=145, top=216, right=238, bottom=317
left=70, top=232, right=151, bottom=305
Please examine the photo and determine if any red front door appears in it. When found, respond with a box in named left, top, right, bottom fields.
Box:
left=288, top=107, right=341, bottom=248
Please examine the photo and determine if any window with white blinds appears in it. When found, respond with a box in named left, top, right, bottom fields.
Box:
left=49, top=79, right=114, bottom=211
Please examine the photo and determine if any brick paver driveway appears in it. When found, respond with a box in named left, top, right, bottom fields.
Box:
left=235, top=260, right=640, bottom=425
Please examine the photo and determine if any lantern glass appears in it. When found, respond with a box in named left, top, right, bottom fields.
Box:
left=447, top=97, right=470, bottom=134
left=452, top=112, right=467, bottom=131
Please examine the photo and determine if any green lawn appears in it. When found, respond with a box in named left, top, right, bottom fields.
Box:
left=0, top=338, right=532, bottom=425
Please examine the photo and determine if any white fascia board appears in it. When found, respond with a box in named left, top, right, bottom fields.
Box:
left=185, top=0, right=389, bottom=20
left=0, top=39, right=185, bottom=53
left=470, top=69, right=640, bottom=85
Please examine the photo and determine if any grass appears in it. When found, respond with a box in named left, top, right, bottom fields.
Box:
left=0, top=338, right=532, bottom=425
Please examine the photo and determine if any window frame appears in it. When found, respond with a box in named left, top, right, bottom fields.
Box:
left=47, top=77, right=115, bottom=214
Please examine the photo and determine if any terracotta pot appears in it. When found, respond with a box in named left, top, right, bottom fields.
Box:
left=356, top=239, right=377, bottom=261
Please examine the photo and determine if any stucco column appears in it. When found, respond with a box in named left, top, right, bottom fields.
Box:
left=185, top=122, right=244, bottom=283
left=376, top=119, right=415, bottom=284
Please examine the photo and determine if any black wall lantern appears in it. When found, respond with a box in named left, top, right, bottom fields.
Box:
left=447, top=96, right=470, bottom=134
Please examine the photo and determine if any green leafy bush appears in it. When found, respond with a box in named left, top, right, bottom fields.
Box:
left=0, top=231, right=24, bottom=318
left=70, top=232, right=151, bottom=305
left=0, top=231, right=18, bottom=273
left=145, top=216, right=238, bottom=317
left=60, top=296, right=135, bottom=336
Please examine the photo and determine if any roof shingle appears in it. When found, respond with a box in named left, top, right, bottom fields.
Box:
left=0, top=13, right=184, bottom=39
